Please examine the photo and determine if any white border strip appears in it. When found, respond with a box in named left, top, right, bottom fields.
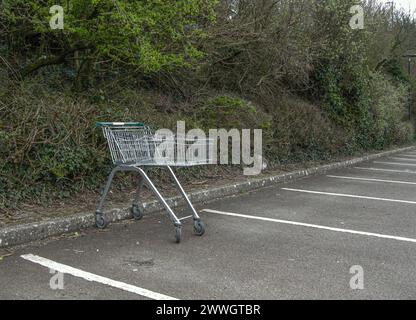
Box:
left=391, top=157, right=416, bottom=162
left=21, top=254, right=177, bottom=300
left=374, top=161, right=416, bottom=167
left=397, top=155, right=416, bottom=158
left=202, top=209, right=416, bottom=244
left=354, top=167, right=416, bottom=174
left=327, top=175, right=416, bottom=186
left=282, top=188, right=416, bottom=205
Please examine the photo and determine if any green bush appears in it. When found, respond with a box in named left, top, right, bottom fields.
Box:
left=368, top=71, right=413, bottom=148
left=1, top=0, right=218, bottom=80
left=268, top=97, right=349, bottom=163
left=194, top=95, right=271, bottom=130
left=1, top=0, right=416, bottom=210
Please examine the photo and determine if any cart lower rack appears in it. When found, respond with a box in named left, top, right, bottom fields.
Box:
left=95, top=122, right=213, bottom=243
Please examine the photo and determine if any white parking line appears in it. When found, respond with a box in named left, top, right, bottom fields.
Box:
left=354, top=167, right=416, bottom=174
left=179, top=215, right=193, bottom=221
left=21, top=254, right=177, bottom=300
left=391, top=157, right=416, bottom=162
left=202, top=209, right=416, bottom=244
left=374, top=161, right=416, bottom=167
left=282, top=188, right=416, bottom=205
left=327, top=175, right=416, bottom=185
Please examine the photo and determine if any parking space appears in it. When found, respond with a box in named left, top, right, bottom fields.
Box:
left=2, top=151, right=416, bottom=299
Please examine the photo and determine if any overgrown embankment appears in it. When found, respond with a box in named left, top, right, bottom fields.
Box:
left=1, top=0, right=416, bottom=210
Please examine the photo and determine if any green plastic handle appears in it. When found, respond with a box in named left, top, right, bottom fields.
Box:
left=96, top=122, right=145, bottom=127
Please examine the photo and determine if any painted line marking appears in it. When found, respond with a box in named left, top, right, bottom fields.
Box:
left=179, top=215, right=193, bottom=221
left=21, top=254, right=177, bottom=300
left=327, top=175, right=416, bottom=186
left=354, top=167, right=416, bottom=174
left=202, top=209, right=416, bottom=244
left=282, top=188, right=416, bottom=205
left=391, top=157, right=416, bottom=162
left=374, top=161, right=416, bottom=167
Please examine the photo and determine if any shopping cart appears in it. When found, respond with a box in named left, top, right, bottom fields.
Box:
left=95, top=122, right=213, bottom=243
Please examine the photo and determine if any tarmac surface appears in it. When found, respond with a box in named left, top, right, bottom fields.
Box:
left=2, top=152, right=416, bottom=300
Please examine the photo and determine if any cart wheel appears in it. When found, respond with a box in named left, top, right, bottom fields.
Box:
left=175, top=227, right=182, bottom=244
left=95, top=214, right=108, bottom=229
left=193, top=220, right=205, bottom=236
left=131, top=205, right=143, bottom=220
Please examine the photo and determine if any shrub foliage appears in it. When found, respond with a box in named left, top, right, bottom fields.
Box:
left=1, top=0, right=416, bottom=208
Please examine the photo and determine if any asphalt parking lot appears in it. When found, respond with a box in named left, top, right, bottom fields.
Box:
left=2, top=151, right=416, bottom=300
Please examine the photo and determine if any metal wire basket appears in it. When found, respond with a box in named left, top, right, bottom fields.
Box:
left=101, top=123, right=214, bottom=166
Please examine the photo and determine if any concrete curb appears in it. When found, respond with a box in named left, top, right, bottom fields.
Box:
left=1, top=145, right=414, bottom=248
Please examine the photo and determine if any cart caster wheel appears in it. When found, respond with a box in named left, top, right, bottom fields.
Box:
left=95, top=214, right=108, bottom=229
left=193, top=220, right=205, bottom=236
left=175, top=227, right=182, bottom=244
left=131, top=205, right=143, bottom=220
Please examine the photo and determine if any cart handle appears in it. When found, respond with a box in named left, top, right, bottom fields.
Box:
left=96, top=122, right=145, bottom=127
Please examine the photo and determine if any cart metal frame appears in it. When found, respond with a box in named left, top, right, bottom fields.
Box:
left=95, top=122, right=209, bottom=243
